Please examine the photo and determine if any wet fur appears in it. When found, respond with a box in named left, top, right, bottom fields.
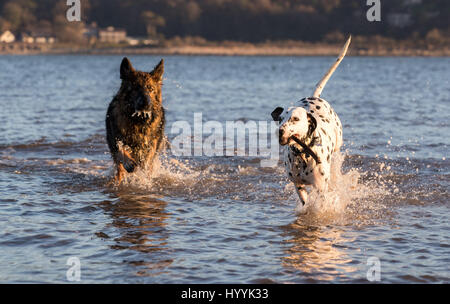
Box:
left=106, top=58, right=165, bottom=183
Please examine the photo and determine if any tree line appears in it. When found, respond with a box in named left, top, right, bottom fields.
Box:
left=0, top=0, right=448, bottom=43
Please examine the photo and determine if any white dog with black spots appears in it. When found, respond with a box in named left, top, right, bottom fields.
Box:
left=271, top=36, right=351, bottom=211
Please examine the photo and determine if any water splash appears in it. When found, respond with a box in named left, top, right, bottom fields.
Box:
left=108, top=148, right=396, bottom=226
left=289, top=150, right=396, bottom=225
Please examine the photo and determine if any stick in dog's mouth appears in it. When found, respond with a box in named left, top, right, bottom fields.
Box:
left=289, top=136, right=321, bottom=164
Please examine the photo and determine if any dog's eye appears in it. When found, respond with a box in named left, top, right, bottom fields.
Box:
left=293, top=117, right=299, bottom=122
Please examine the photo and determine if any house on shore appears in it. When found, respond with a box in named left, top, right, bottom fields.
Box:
left=98, top=26, right=127, bottom=44
left=20, top=31, right=55, bottom=44
left=0, top=30, right=15, bottom=43
left=82, top=24, right=128, bottom=44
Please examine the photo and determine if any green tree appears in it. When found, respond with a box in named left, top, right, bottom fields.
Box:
left=1, top=0, right=37, bottom=32
left=141, top=10, right=165, bottom=39
left=0, top=17, right=12, bottom=32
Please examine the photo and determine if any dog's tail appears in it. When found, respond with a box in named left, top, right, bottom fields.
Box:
left=312, top=35, right=351, bottom=98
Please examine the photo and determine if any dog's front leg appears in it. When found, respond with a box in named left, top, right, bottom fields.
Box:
left=295, top=185, right=308, bottom=206
left=114, top=163, right=127, bottom=184
left=117, top=142, right=137, bottom=173
left=111, top=142, right=137, bottom=185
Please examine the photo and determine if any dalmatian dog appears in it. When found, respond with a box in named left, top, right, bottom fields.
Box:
left=271, top=36, right=351, bottom=210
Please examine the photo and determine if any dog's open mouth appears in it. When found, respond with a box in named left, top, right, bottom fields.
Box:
left=131, top=110, right=152, bottom=120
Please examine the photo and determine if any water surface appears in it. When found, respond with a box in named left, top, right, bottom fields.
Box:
left=0, top=55, right=448, bottom=283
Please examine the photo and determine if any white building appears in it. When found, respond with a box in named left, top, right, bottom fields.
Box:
left=98, top=26, right=127, bottom=43
left=21, top=32, right=55, bottom=44
left=0, top=31, right=15, bottom=43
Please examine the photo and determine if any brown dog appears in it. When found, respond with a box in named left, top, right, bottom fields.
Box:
left=105, top=58, right=166, bottom=183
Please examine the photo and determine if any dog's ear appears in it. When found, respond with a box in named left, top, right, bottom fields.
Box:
left=307, top=113, right=317, bottom=136
left=150, top=59, right=164, bottom=83
left=271, top=107, right=284, bottom=121
left=120, top=57, right=135, bottom=80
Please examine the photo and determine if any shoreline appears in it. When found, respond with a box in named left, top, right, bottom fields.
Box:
left=1, top=42, right=449, bottom=57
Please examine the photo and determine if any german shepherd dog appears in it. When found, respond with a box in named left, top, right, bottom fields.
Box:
left=106, top=57, right=165, bottom=183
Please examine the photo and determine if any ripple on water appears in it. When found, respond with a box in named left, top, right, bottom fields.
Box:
left=0, top=56, right=449, bottom=283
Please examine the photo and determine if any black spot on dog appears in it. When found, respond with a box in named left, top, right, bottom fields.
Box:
left=309, top=102, right=315, bottom=105
left=305, top=172, right=308, bottom=175
left=321, top=128, right=327, bottom=135
left=310, top=110, right=314, bottom=113
left=327, top=155, right=330, bottom=162
left=316, top=106, right=321, bottom=110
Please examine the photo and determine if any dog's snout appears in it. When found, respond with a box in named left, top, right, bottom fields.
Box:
left=278, top=127, right=290, bottom=145
left=137, top=94, right=151, bottom=109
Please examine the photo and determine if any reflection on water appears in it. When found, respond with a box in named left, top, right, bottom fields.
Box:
left=99, top=192, right=173, bottom=277
left=282, top=221, right=359, bottom=282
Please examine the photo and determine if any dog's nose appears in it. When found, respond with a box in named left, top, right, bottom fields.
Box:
left=137, top=95, right=152, bottom=108
left=144, top=95, right=152, bottom=107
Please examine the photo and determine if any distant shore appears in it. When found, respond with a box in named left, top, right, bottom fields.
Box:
left=1, top=40, right=449, bottom=57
